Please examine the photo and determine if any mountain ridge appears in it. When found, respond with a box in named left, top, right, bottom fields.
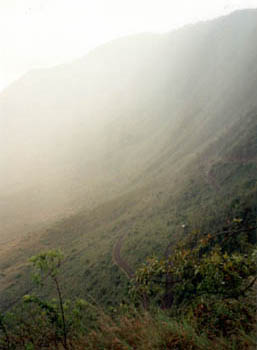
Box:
left=0, top=9, right=257, bottom=308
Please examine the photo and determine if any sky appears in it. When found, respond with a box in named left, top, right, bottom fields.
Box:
left=0, top=0, right=257, bottom=92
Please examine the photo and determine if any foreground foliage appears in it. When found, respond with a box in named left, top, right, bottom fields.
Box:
left=0, top=217, right=256, bottom=350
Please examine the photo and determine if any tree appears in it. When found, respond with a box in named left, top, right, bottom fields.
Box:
left=132, top=237, right=257, bottom=309
left=28, top=250, right=68, bottom=349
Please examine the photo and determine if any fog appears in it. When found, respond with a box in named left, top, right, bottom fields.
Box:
left=1, top=8, right=257, bottom=242
left=1, top=0, right=256, bottom=91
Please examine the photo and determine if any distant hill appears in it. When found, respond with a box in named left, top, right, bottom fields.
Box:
left=0, top=10, right=256, bottom=308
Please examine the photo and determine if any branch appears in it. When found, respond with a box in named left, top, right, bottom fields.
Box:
left=241, top=276, right=257, bottom=296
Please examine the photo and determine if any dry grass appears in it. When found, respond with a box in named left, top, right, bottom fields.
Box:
left=69, top=311, right=257, bottom=350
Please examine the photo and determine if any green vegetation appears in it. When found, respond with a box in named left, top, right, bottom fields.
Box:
left=0, top=217, right=256, bottom=349
left=0, top=109, right=256, bottom=313
left=0, top=10, right=257, bottom=349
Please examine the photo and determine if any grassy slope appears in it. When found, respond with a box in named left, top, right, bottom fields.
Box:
left=1, top=10, right=257, bottom=242
left=0, top=109, right=256, bottom=310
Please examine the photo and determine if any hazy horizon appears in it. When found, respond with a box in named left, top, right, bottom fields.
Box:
left=0, top=5, right=256, bottom=335
left=1, top=0, right=257, bottom=92
left=1, top=8, right=257, bottom=243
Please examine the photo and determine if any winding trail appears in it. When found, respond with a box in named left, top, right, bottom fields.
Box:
left=164, top=155, right=257, bottom=257
left=199, top=158, right=221, bottom=192
left=205, top=168, right=222, bottom=191
left=200, top=156, right=257, bottom=193
left=113, top=156, right=257, bottom=277
left=113, top=233, right=134, bottom=279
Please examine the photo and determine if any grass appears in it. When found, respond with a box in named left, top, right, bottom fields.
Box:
left=0, top=111, right=256, bottom=312
left=2, top=307, right=255, bottom=349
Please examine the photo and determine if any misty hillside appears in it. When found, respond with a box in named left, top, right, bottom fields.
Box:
left=0, top=9, right=256, bottom=312
left=1, top=105, right=256, bottom=309
left=1, top=9, right=257, bottom=242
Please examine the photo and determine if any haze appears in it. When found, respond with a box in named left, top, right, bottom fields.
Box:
left=1, top=0, right=257, bottom=92
left=1, top=8, right=257, bottom=244
left=0, top=4, right=257, bottom=334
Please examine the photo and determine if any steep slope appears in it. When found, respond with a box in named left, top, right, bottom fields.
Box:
left=0, top=108, right=256, bottom=310
left=1, top=10, right=257, bottom=241
left=0, top=10, right=257, bottom=309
